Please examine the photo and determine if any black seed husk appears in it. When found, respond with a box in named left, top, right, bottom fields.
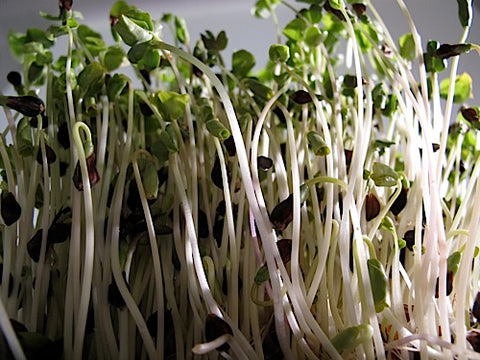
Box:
left=36, top=144, right=57, bottom=165
left=211, top=156, right=230, bottom=190
left=257, top=156, right=273, bottom=171
left=27, top=230, right=44, bottom=262
left=289, top=90, right=312, bottom=105
left=5, top=96, right=45, bottom=117
left=277, top=239, right=292, bottom=264
left=223, top=135, right=236, bottom=157
left=390, top=187, right=408, bottom=216
left=1, top=191, right=22, bottom=226
left=472, top=292, right=480, bottom=322
left=205, top=314, right=232, bottom=351
left=57, top=122, right=70, bottom=149
left=270, top=194, right=293, bottom=232
left=198, top=209, right=209, bottom=238
left=7, top=71, right=22, bottom=87
left=72, top=153, right=100, bottom=191
left=365, top=193, right=380, bottom=221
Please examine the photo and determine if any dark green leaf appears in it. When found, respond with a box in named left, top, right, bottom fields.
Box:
left=456, top=0, right=472, bottom=27
left=107, top=73, right=128, bottom=100
left=104, top=46, right=124, bottom=71
left=28, top=62, right=44, bottom=84
left=25, top=28, right=54, bottom=49
left=254, top=265, right=270, bottom=285
left=232, top=49, right=255, bottom=78
left=206, top=119, right=231, bottom=140
left=424, top=40, right=447, bottom=73
left=247, top=79, right=273, bottom=101
left=447, top=251, right=461, bottom=274
left=77, top=61, right=106, bottom=97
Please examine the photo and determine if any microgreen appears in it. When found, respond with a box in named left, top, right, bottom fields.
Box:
left=0, top=0, right=480, bottom=359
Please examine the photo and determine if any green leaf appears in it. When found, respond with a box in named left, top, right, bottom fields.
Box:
left=16, top=118, right=34, bottom=157
left=110, top=0, right=136, bottom=19
left=174, top=16, right=190, bottom=44
left=283, top=18, right=308, bottom=42
left=305, top=26, right=322, bottom=48
left=328, top=0, right=342, bottom=10
left=127, top=41, right=150, bottom=64
left=301, top=5, right=323, bottom=24
left=269, top=44, right=290, bottom=63
left=77, top=25, right=106, bottom=56
left=331, top=324, right=373, bottom=353
left=371, top=162, right=399, bottom=187
left=440, top=73, right=472, bottom=104
left=77, top=62, right=106, bottom=97
left=201, top=30, right=228, bottom=52
left=206, top=119, right=231, bottom=140
left=367, top=259, right=389, bottom=313
left=252, top=0, right=280, bottom=19
left=25, top=28, right=55, bottom=49
left=380, top=216, right=395, bottom=233
left=138, top=48, right=161, bottom=72
left=114, top=14, right=152, bottom=46
left=374, top=139, right=395, bottom=155
left=307, top=131, right=330, bottom=156
left=48, top=25, right=69, bottom=38
left=8, top=31, right=27, bottom=61
left=103, top=46, right=124, bottom=71
left=232, top=49, right=255, bottom=78
left=156, top=91, right=190, bottom=120
left=254, top=265, right=270, bottom=285
left=246, top=79, right=273, bottom=101
left=107, top=73, right=128, bottom=100
left=159, top=124, right=178, bottom=153
left=456, top=0, right=472, bottom=27
left=399, top=33, right=416, bottom=61
left=447, top=251, right=461, bottom=274
left=28, top=63, right=44, bottom=84
left=424, top=40, right=447, bottom=73
left=39, top=11, right=61, bottom=21
left=139, top=158, right=159, bottom=200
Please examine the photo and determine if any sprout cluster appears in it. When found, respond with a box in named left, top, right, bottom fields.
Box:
left=0, top=0, right=480, bottom=359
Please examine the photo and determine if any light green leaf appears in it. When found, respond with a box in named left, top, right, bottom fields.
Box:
left=206, top=119, right=231, bottom=140
left=440, top=72, right=473, bottom=104
left=283, top=18, right=308, bottom=42
left=399, top=33, right=416, bottom=61
left=331, top=324, right=373, bottom=353
left=367, top=259, right=389, bottom=313
left=371, top=162, right=399, bottom=187
left=307, top=131, right=330, bottom=156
